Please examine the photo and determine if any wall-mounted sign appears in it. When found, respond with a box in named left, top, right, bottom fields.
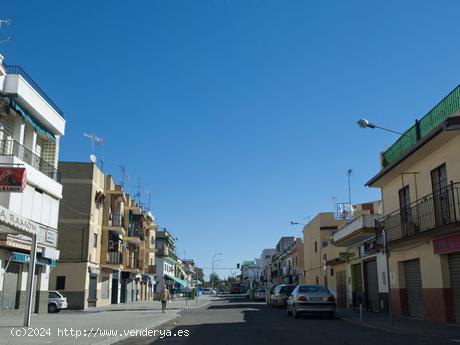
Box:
left=0, top=167, right=27, bottom=192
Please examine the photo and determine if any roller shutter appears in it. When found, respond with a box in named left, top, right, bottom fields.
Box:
left=448, top=254, right=460, bottom=324
left=404, top=259, right=424, bottom=319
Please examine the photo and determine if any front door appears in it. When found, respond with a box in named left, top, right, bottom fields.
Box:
left=2, top=262, right=20, bottom=310
left=336, top=270, right=347, bottom=308
left=88, top=275, right=97, bottom=307
left=111, top=279, right=118, bottom=304
left=352, top=264, right=363, bottom=308
left=364, top=260, right=379, bottom=312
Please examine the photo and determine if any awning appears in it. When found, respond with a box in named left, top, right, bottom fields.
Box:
left=10, top=98, right=56, bottom=142
left=164, top=273, right=187, bottom=287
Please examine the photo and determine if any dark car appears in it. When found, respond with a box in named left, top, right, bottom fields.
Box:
left=287, top=285, right=336, bottom=319
left=271, top=284, right=296, bottom=308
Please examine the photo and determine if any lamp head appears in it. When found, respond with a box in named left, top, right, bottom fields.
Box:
left=357, top=118, right=376, bottom=129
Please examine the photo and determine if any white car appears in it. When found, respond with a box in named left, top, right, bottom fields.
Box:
left=48, top=290, right=68, bottom=313
left=202, top=288, right=217, bottom=296
left=255, top=288, right=266, bottom=301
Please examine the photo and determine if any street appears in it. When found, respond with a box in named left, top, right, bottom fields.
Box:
left=116, top=296, right=458, bottom=345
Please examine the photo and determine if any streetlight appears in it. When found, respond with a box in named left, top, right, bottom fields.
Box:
left=357, top=119, right=402, bottom=135
left=211, top=253, right=222, bottom=290
left=290, top=220, right=306, bottom=226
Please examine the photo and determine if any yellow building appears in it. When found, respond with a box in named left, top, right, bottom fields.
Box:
left=303, top=213, right=344, bottom=286
left=367, top=85, right=460, bottom=324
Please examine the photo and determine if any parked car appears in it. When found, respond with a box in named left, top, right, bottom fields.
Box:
left=271, top=284, right=296, bottom=308
left=268, top=283, right=283, bottom=305
left=286, top=285, right=336, bottom=319
left=48, top=290, right=68, bottom=313
left=202, top=288, right=217, bottom=296
left=254, top=288, right=266, bottom=301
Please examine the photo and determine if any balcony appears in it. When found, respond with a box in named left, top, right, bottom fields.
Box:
left=382, top=85, right=460, bottom=167
left=5, top=65, right=64, bottom=117
left=107, top=251, right=123, bottom=265
left=376, top=182, right=460, bottom=243
left=0, top=140, right=60, bottom=182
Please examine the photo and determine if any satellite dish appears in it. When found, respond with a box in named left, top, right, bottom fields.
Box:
left=89, top=154, right=97, bottom=163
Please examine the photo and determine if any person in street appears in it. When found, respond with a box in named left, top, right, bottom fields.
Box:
left=160, top=286, right=171, bottom=313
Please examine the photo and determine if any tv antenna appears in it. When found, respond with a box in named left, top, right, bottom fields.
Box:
left=0, top=19, right=12, bottom=44
left=83, top=132, right=105, bottom=171
left=119, top=165, right=129, bottom=190
left=145, top=190, right=152, bottom=210
left=347, top=169, right=352, bottom=205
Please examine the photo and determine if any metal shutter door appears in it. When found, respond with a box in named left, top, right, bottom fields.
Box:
left=2, top=263, right=20, bottom=309
left=404, top=259, right=424, bottom=319
left=365, top=260, right=379, bottom=312
left=448, top=254, right=460, bottom=324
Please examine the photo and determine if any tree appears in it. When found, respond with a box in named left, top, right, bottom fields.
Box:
left=209, top=273, right=220, bottom=289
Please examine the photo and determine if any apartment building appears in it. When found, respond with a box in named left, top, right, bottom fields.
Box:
left=50, top=164, right=157, bottom=309
left=155, top=229, right=186, bottom=294
left=0, top=56, right=65, bottom=315
left=259, top=248, right=276, bottom=285
left=270, top=237, right=295, bottom=284
left=302, top=213, right=344, bottom=287
left=49, top=162, right=107, bottom=309
left=366, top=85, right=460, bottom=324
left=331, top=201, right=386, bottom=311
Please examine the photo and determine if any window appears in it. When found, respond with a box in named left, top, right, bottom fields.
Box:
left=314, top=241, right=318, bottom=253
left=330, top=268, right=334, bottom=276
left=315, top=276, right=319, bottom=284
left=93, top=233, right=98, bottom=248
left=399, top=185, right=412, bottom=236
left=299, top=285, right=328, bottom=293
left=56, top=276, right=66, bottom=290
left=431, top=164, right=450, bottom=225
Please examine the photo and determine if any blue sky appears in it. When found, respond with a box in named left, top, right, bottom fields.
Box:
left=2, top=1, right=460, bottom=279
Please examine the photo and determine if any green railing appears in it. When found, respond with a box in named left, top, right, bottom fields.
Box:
left=382, top=85, right=460, bottom=167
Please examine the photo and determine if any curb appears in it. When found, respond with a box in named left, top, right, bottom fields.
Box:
left=339, top=316, right=458, bottom=339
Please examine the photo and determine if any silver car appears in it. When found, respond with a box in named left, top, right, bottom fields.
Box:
left=48, top=290, right=68, bottom=313
left=286, top=285, right=336, bottom=319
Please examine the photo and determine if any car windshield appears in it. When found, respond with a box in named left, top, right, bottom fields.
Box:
left=280, top=285, right=296, bottom=294
left=298, top=285, right=329, bottom=293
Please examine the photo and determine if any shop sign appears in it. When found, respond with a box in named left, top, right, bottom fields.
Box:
left=433, top=233, right=460, bottom=255
left=0, top=167, right=27, bottom=192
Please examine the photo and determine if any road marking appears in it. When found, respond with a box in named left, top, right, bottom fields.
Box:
left=449, top=340, right=460, bottom=343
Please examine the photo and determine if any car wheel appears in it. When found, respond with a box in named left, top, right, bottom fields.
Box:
left=48, top=304, right=58, bottom=313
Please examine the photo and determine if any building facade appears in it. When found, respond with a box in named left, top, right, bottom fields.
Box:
left=50, top=163, right=156, bottom=309
left=367, top=85, right=460, bottom=324
left=0, top=56, right=65, bottom=316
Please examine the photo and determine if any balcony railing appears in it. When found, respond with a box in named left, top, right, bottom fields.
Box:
left=382, top=85, right=460, bottom=167
left=376, top=182, right=460, bottom=243
left=110, top=213, right=124, bottom=227
left=107, top=251, right=123, bottom=265
left=5, top=65, right=64, bottom=117
left=0, top=140, right=60, bottom=182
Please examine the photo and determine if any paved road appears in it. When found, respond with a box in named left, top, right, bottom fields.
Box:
left=116, top=295, right=457, bottom=345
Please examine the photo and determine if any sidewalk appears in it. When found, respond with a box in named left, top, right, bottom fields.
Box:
left=0, top=296, right=214, bottom=345
left=337, top=308, right=460, bottom=339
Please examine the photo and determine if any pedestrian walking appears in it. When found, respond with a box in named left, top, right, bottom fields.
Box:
left=160, top=286, right=171, bottom=313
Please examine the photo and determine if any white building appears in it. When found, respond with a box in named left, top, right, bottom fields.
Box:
left=0, top=55, right=65, bottom=316
left=259, top=248, right=276, bottom=284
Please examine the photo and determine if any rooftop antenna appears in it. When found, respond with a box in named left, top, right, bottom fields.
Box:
left=347, top=169, right=352, bottom=205
left=0, top=19, right=12, bottom=44
left=145, top=190, right=152, bottom=210
left=118, top=165, right=129, bottom=190
left=83, top=132, right=105, bottom=171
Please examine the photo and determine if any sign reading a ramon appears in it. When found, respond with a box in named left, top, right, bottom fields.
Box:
left=0, top=167, right=27, bottom=192
left=0, top=204, right=37, bottom=236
